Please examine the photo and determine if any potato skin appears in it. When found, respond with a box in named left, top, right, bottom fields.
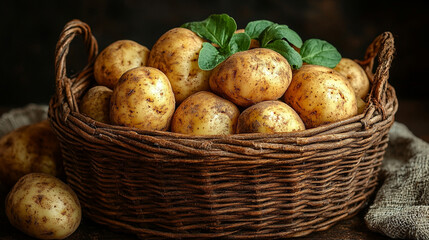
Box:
left=237, top=101, right=305, bottom=134
left=5, top=173, right=81, bottom=239
left=170, top=91, right=240, bottom=135
left=356, top=97, right=366, bottom=114
left=94, top=40, right=150, bottom=89
left=284, top=64, right=358, bottom=128
left=148, top=28, right=212, bottom=104
left=79, top=86, right=112, bottom=124
left=0, top=120, right=63, bottom=188
left=110, top=66, right=176, bottom=131
left=334, top=58, right=370, bottom=100
left=209, top=48, right=292, bottom=107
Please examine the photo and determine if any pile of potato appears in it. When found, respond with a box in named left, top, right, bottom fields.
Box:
left=83, top=27, right=369, bottom=135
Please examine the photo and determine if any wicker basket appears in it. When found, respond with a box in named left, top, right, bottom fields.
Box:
left=48, top=19, right=397, bottom=239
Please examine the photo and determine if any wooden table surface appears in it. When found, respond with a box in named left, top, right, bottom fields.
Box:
left=1, top=99, right=428, bottom=239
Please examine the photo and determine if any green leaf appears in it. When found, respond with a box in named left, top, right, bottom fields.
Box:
left=182, top=14, right=254, bottom=71
left=300, top=39, right=342, bottom=68
left=279, top=26, right=302, bottom=48
left=244, top=20, right=274, bottom=39
left=229, top=32, right=251, bottom=53
left=266, top=40, right=303, bottom=69
left=181, top=14, right=237, bottom=48
left=198, top=42, right=229, bottom=71
left=184, top=15, right=341, bottom=72
left=259, top=24, right=303, bottom=48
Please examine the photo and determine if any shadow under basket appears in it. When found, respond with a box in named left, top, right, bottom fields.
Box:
left=49, top=19, right=398, bottom=239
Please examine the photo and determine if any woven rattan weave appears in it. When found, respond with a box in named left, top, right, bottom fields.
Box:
left=49, top=20, right=397, bottom=239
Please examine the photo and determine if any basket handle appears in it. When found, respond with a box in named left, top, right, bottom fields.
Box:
left=357, top=32, right=395, bottom=115
left=54, top=19, right=98, bottom=113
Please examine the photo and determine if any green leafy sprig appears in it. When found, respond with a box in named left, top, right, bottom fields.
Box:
left=246, top=20, right=303, bottom=69
left=181, top=14, right=250, bottom=70
left=300, top=39, right=342, bottom=68
left=182, top=14, right=341, bottom=71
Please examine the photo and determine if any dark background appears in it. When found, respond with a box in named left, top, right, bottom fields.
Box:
left=1, top=0, right=428, bottom=108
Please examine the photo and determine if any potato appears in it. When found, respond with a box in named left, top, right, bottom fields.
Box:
left=357, top=97, right=366, bottom=114
left=170, top=91, right=240, bottom=135
left=148, top=28, right=212, bottom=104
left=110, top=66, right=176, bottom=131
left=79, top=86, right=112, bottom=124
left=5, top=173, right=81, bottom=239
left=94, top=40, right=150, bottom=89
left=334, top=58, right=370, bottom=100
left=237, top=100, right=305, bottom=134
left=284, top=64, right=358, bottom=128
left=0, top=120, right=63, bottom=188
left=209, top=48, right=292, bottom=107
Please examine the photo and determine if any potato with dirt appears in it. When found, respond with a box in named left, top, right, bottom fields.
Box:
left=110, top=66, right=176, bottom=131
left=209, top=48, right=292, bottom=107
left=0, top=120, right=63, bottom=188
left=284, top=64, right=358, bottom=128
left=334, top=58, right=370, bottom=100
left=170, top=91, right=240, bottom=135
left=148, top=28, right=212, bottom=104
left=237, top=100, right=305, bottom=134
left=79, top=85, right=113, bottom=124
left=94, top=40, right=150, bottom=89
left=5, top=173, right=81, bottom=239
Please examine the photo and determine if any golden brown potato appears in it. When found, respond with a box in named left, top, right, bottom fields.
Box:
left=0, top=120, right=63, bottom=188
left=94, top=40, right=150, bottom=89
left=110, top=66, right=176, bottom=131
left=356, top=97, right=366, bottom=114
left=148, top=28, right=212, bottom=104
left=170, top=91, right=240, bottom=135
left=5, top=173, right=81, bottom=239
left=237, top=100, right=305, bottom=134
left=284, top=64, right=358, bottom=128
left=209, top=48, right=292, bottom=107
left=79, top=86, right=112, bottom=124
left=334, top=58, right=370, bottom=100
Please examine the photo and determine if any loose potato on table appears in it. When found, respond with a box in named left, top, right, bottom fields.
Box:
left=5, top=173, right=81, bottom=239
left=333, top=58, right=370, bottom=100
left=79, top=85, right=112, bottom=124
left=0, top=120, right=63, bottom=188
left=110, top=66, right=176, bottom=131
left=209, top=48, right=292, bottom=107
left=237, top=100, right=305, bottom=134
left=170, top=91, right=240, bottom=135
left=148, top=27, right=212, bottom=104
left=284, top=64, right=358, bottom=128
left=94, top=40, right=150, bottom=89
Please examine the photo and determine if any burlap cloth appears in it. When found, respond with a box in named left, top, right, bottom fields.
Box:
left=365, top=122, right=429, bottom=240
left=0, top=104, right=48, bottom=138
left=1, top=105, right=428, bottom=239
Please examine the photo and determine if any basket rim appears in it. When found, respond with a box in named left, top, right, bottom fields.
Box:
left=47, top=84, right=397, bottom=166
